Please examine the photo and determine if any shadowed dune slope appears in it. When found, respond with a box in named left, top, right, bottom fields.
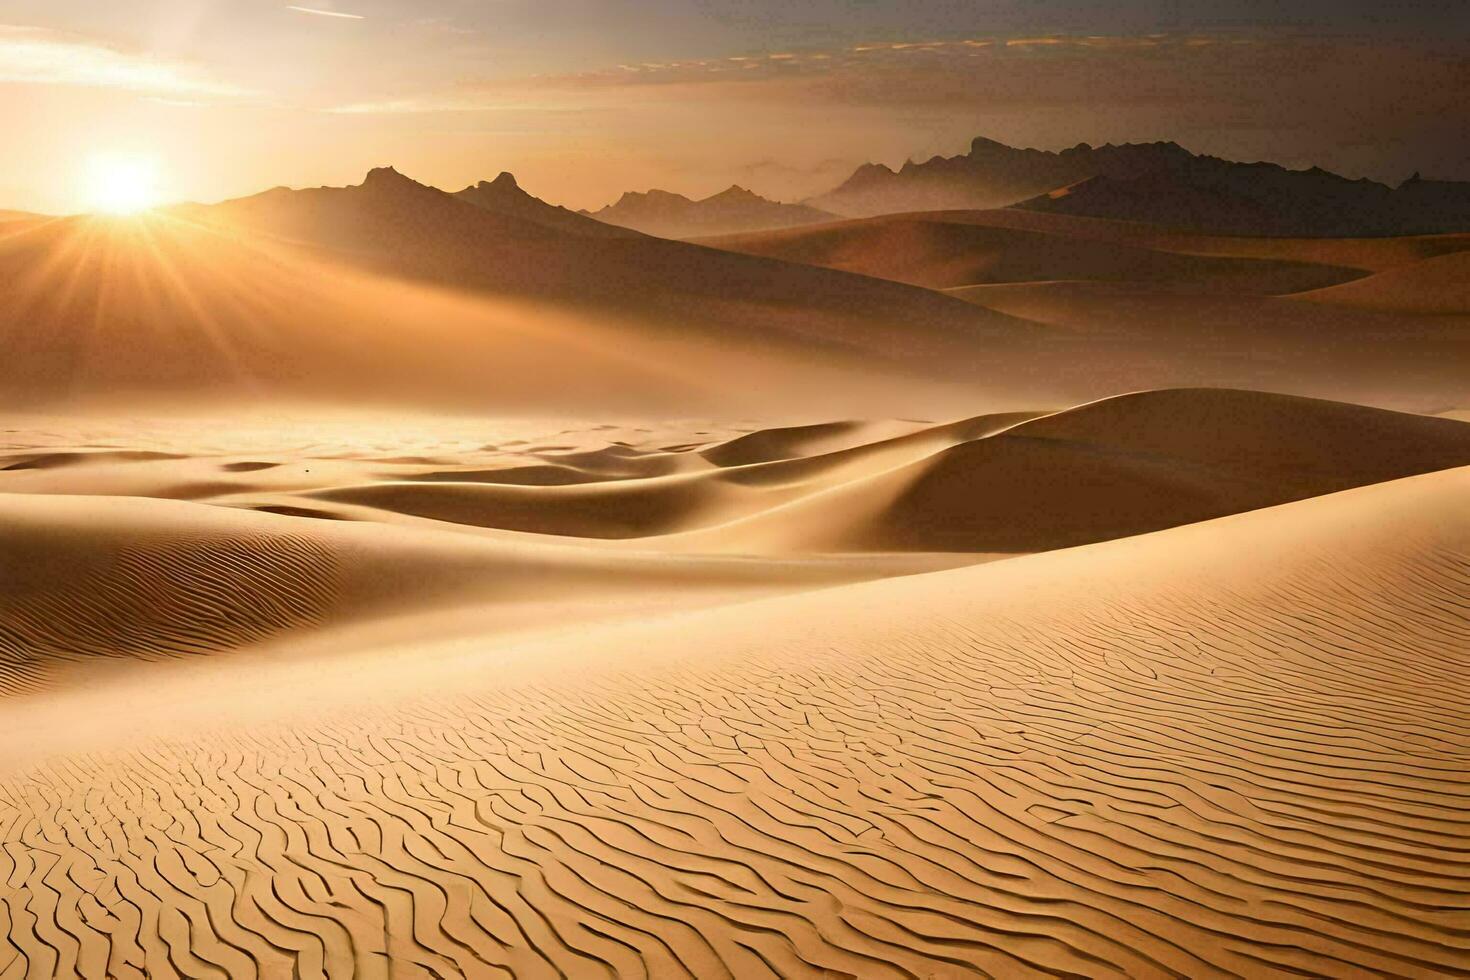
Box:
left=0, top=492, right=970, bottom=696
left=1, top=467, right=1466, bottom=977
left=701, top=212, right=1360, bottom=293
left=911, top=209, right=1470, bottom=271
left=698, top=420, right=908, bottom=467
left=686, top=389, right=1470, bottom=552
left=0, top=502, right=338, bottom=697
left=949, top=279, right=1470, bottom=410
left=1294, top=250, right=1470, bottom=314
left=303, top=411, right=1044, bottom=539
left=302, top=391, right=1470, bottom=552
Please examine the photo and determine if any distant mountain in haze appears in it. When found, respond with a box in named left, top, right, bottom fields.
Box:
left=588, top=185, right=838, bottom=239
left=454, top=172, right=640, bottom=239
left=808, top=136, right=1470, bottom=236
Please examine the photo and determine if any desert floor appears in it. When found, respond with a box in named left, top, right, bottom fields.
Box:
left=1, top=389, right=1468, bottom=978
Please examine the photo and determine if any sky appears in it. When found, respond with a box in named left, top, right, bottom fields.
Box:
left=2, top=0, right=1467, bottom=213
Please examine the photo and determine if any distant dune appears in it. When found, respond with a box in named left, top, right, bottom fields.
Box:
left=701, top=211, right=1362, bottom=293
left=1294, top=250, right=1470, bottom=314
left=946, top=279, right=1470, bottom=410
left=7, top=169, right=1465, bottom=416
left=0, top=170, right=1027, bottom=415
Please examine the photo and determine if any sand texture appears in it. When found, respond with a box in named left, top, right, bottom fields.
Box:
left=1, top=457, right=1467, bottom=978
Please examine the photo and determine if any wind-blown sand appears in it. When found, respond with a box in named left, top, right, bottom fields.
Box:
left=1, top=451, right=1466, bottom=977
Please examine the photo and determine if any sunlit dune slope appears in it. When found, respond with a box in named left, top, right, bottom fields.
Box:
left=0, top=203, right=1015, bottom=415
left=2, top=465, right=1466, bottom=977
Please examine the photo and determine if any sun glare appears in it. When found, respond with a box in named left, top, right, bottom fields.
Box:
left=85, top=152, right=163, bottom=215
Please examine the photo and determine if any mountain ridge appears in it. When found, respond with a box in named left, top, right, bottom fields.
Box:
left=805, top=136, right=1470, bottom=236
left=587, top=184, right=837, bottom=239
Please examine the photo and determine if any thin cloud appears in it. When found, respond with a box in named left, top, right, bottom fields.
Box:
left=0, top=24, right=250, bottom=97
left=326, top=95, right=591, bottom=115
left=285, top=6, right=366, bottom=19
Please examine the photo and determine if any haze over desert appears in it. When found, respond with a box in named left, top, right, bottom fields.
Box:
left=2, top=2, right=1469, bottom=977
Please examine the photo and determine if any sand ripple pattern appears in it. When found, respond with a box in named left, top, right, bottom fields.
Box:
left=1, top=521, right=1468, bottom=976
left=0, top=534, right=338, bottom=695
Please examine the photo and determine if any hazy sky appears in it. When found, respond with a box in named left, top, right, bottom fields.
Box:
left=3, top=1, right=1467, bottom=212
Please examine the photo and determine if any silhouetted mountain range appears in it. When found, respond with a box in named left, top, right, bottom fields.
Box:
left=587, top=185, right=837, bottom=239
left=455, top=172, right=640, bottom=239
left=802, top=137, right=1470, bottom=236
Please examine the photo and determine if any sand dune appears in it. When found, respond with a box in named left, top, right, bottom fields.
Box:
left=1, top=460, right=1465, bottom=976
left=8, top=179, right=1470, bottom=416
left=0, top=172, right=1045, bottom=416
left=1295, top=250, right=1470, bottom=314
left=950, top=280, right=1470, bottom=410
left=702, top=212, right=1361, bottom=293
left=683, top=389, right=1470, bottom=552
left=4, top=148, right=1468, bottom=976
left=0, top=208, right=1017, bottom=416
left=8, top=391, right=1466, bottom=561
left=0, top=489, right=973, bottom=698
left=913, top=208, right=1470, bottom=271
left=695, top=209, right=1470, bottom=411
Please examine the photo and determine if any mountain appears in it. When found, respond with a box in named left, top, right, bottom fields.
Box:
left=588, top=185, right=838, bottom=239
left=454, top=171, right=639, bottom=238
left=809, top=136, right=1470, bottom=236
left=807, top=136, right=1106, bottom=216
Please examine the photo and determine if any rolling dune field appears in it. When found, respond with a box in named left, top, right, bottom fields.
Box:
left=1, top=391, right=1468, bottom=977
left=1, top=458, right=1466, bottom=978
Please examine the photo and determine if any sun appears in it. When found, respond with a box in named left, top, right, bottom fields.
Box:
left=85, top=152, right=164, bottom=215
